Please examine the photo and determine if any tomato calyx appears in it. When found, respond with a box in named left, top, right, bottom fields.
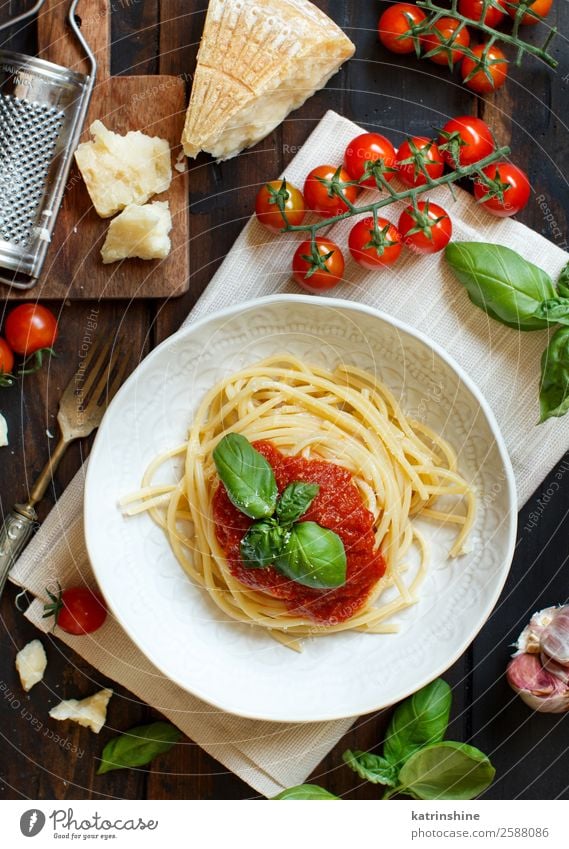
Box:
left=402, top=200, right=448, bottom=242
left=362, top=220, right=400, bottom=258
left=43, top=582, right=65, bottom=630
left=461, top=43, right=508, bottom=88
left=437, top=128, right=468, bottom=168
left=474, top=170, right=512, bottom=205
left=399, top=11, right=428, bottom=57
left=300, top=239, right=337, bottom=280
left=264, top=179, right=292, bottom=227
left=362, top=157, right=399, bottom=190
left=421, top=22, right=469, bottom=69
left=18, top=346, right=57, bottom=376
left=397, top=138, right=439, bottom=184
left=315, top=165, right=358, bottom=207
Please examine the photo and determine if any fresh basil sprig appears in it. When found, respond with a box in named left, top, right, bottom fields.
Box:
left=214, top=434, right=346, bottom=588
left=445, top=242, right=558, bottom=331
left=539, top=326, right=569, bottom=422
left=97, top=722, right=181, bottom=775
left=275, top=679, right=495, bottom=801
left=273, top=784, right=340, bottom=800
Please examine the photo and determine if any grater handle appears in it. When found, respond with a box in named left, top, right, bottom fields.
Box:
left=38, top=0, right=108, bottom=81
left=0, top=1, right=47, bottom=36
left=0, top=506, right=37, bottom=601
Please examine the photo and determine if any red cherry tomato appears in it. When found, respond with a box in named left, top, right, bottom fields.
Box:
left=396, top=137, right=444, bottom=188
left=473, top=162, right=531, bottom=217
left=420, top=17, right=471, bottom=67
left=398, top=201, right=452, bottom=254
left=255, top=180, right=305, bottom=233
left=343, top=133, right=397, bottom=188
left=303, top=165, right=358, bottom=219
left=458, top=0, right=506, bottom=27
left=461, top=45, right=508, bottom=94
left=0, top=338, right=14, bottom=376
left=348, top=217, right=402, bottom=269
left=292, top=238, right=345, bottom=292
left=44, top=585, right=108, bottom=635
left=378, top=3, right=427, bottom=54
left=5, top=304, right=58, bottom=356
left=506, top=0, right=553, bottom=25
left=438, top=116, right=495, bottom=168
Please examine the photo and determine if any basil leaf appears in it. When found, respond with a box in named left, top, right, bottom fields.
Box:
left=276, top=482, right=319, bottom=525
left=274, top=521, right=347, bottom=589
left=343, top=749, right=399, bottom=787
left=557, top=261, right=569, bottom=298
left=398, top=741, right=495, bottom=800
left=384, top=679, right=452, bottom=767
left=213, top=433, right=278, bottom=519
left=97, top=722, right=181, bottom=775
left=445, top=242, right=555, bottom=331
left=534, top=298, right=569, bottom=327
left=272, top=784, right=340, bottom=800
left=240, top=520, right=287, bottom=568
left=539, top=327, right=569, bottom=422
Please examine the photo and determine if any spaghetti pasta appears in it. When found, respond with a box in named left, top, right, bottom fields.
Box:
left=121, top=354, right=476, bottom=649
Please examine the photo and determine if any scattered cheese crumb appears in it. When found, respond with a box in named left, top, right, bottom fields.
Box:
left=46, top=429, right=54, bottom=439
left=0, top=413, right=8, bottom=446
left=101, top=201, right=172, bottom=263
left=49, top=688, right=113, bottom=734
left=174, top=151, right=186, bottom=173
left=16, top=640, right=47, bottom=692
left=74, top=120, right=172, bottom=218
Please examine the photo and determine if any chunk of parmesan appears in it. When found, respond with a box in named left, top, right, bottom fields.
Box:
left=101, top=201, right=172, bottom=263
left=49, top=688, right=113, bottom=734
left=15, top=640, right=47, bottom=692
left=0, top=412, right=7, bottom=446
left=75, top=120, right=172, bottom=218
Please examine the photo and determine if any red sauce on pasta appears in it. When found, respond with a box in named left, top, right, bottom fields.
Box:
left=212, top=440, right=386, bottom=625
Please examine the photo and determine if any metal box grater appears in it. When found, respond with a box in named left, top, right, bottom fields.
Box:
left=0, top=0, right=95, bottom=289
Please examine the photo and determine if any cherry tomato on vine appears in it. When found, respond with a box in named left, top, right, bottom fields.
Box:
left=396, top=137, right=444, bottom=188
left=44, top=584, right=107, bottom=635
left=506, top=0, right=553, bottom=25
left=461, top=45, right=508, bottom=94
left=348, top=217, right=402, bottom=269
left=292, top=237, right=345, bottom=292
left=255, top=180, right=305, bottom=233
left=473, top=162, right=531, bottom=217
left=5, top=304, right=58, bottom=356
left=438, top=116, right=495, bottom=168
left=420, top=17, right=471, bottom=67
left=398, top=201, right=452, bottom=254
left=378, top=3, right=427, bottom=54
left=0, top=338, right=14, bottom=376
left=303, top=165, right=358, bottom=219
left=343, top=133, right=397, bottom=188
left=458, top=0, right=506, bottom=27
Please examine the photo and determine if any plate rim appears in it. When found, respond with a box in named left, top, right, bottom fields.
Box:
left=84, top=293, right=518, bottom=722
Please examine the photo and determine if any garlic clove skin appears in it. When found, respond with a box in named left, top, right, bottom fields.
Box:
left=515, top=607, right=558, bottom=655
left=507, top=653, right=569, bottom=713
left=541, top=653, right=569, bottom=686
left=540, top=606, right=569, bottom=666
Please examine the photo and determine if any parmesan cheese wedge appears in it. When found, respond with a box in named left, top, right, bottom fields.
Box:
left=75, top=120, right=172, bottom=218
left=101, top=201, right=172, bottom=263
left=15, top=640, right=47, bottom=692
left=49, top=688, right=113, bottom=734
left=182, top=0, right=355, bottom=160
left=0, top=412, right=8, bottom=447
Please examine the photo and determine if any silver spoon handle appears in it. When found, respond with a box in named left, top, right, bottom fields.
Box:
left=0, top=506, right=37, bottom=599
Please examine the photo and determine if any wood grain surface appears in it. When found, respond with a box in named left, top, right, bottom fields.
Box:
left=0, top=0, right=568, bottom=800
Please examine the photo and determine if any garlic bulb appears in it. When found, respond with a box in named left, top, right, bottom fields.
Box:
left=507, top=606, right=569, bottom=713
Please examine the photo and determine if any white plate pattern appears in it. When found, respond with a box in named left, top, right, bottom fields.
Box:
left=84, top=296, right=517, bottom=722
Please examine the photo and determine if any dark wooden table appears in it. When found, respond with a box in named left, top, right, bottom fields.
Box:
left=1, top=1, right=568, bottom=800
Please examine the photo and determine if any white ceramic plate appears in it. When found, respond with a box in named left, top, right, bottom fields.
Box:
left=85, top=296, right=517, bottom=722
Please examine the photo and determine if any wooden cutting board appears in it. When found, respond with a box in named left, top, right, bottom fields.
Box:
left=7, top=0, right=189, bottom=300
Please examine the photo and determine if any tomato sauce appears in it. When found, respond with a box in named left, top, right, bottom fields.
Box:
left=212, top=440, right=386, bottom=625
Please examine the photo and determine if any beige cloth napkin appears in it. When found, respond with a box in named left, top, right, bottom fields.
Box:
left=10, top=111, right=569, bottom=797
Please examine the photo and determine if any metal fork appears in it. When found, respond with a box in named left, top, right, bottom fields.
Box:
left=0, top=341, right=130, bottom=598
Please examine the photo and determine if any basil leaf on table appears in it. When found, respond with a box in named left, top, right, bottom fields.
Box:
left=539, top=327, right=569, bottom=422
left=557, top=260, right=569, bottom=298
left=213, top=433, right=278, bottom=519
left=384, top=678, right=452, bottom=767
left=343, top=750, right=399, bottom=787
left=445, top=242, right=556, bottom=331
left=274, top=521, right=347, bottom=589
left=97, top=722, right=181, bottom=775
left=240, top=520, right=288, bottom=568
left=276, top=482, right=319, bottom=525
left=396, top=741, right=495, bottom=800
left=273, top=784, right=340, bottom=800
